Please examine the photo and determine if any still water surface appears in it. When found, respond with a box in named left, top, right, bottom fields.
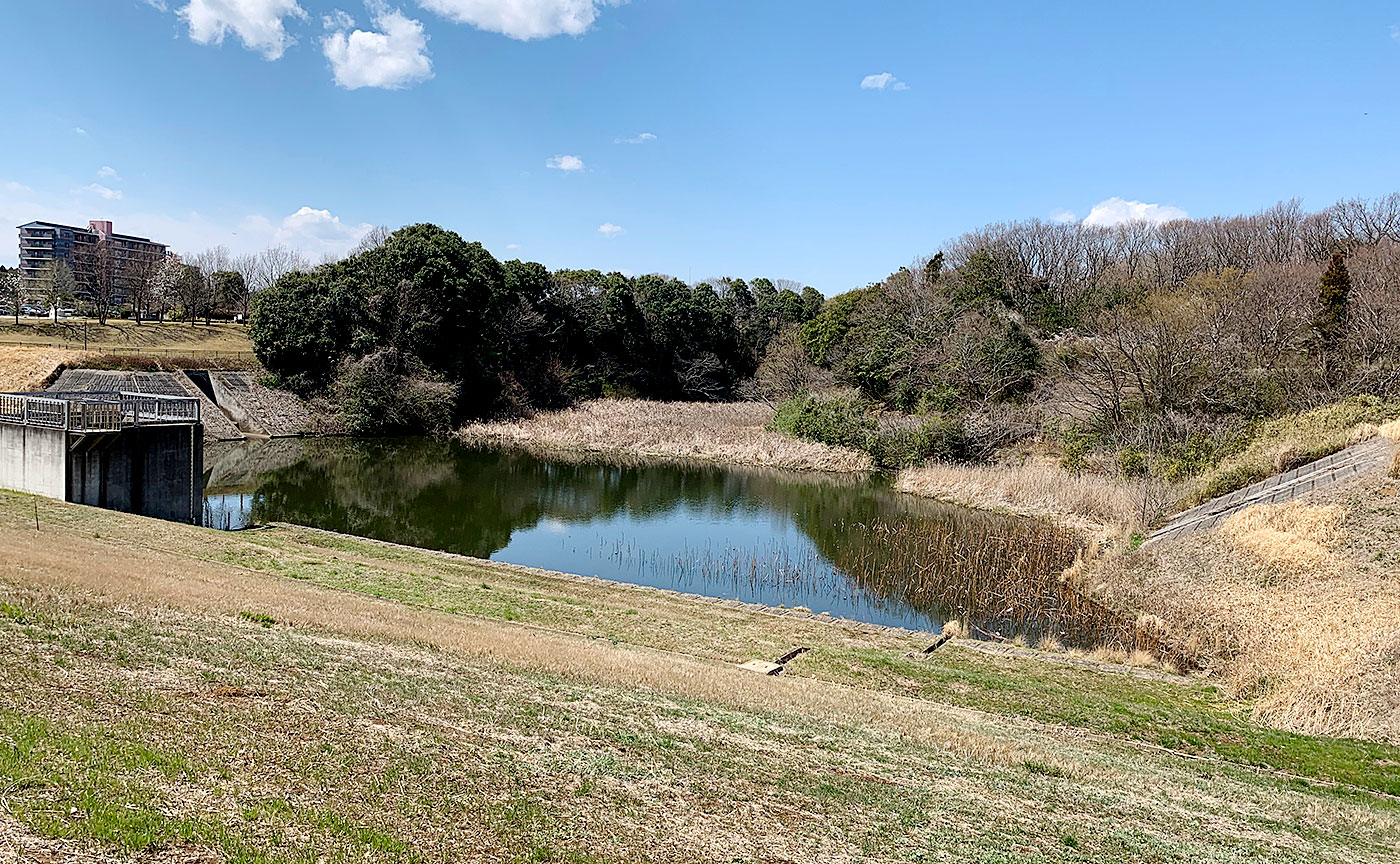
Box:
left=204, top=438, right=1085, bottom=636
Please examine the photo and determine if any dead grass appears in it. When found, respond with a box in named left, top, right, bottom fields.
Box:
left=894, top=459, right=1166, bottom=533
left=1220, top=501, right=1346, bottom=571
left=1098, top=470, right=1400, bottom=743
left=1189, top=396, right=1400, bottom=505
left=0, top=346, right=84, bottom=392
left=457, top=398, right=873, bottom=472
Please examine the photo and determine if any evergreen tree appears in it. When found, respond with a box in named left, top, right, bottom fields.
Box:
left=1314, top=251, right=1351, bottom=349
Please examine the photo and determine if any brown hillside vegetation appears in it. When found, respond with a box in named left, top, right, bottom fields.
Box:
left=2, top=492, right=1398, bottom=861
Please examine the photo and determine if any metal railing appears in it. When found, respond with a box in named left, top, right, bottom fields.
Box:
left=0, top=391, right=200, bottom=432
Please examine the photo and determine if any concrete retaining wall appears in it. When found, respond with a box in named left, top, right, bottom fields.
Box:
left=0, top=423, right=67, bottom=499
left=0, top=421, right=204, bottom=524
left=68, top=424, right=204, bottom=524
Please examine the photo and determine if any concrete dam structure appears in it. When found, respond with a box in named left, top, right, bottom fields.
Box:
left=0, top=391, right=204, bottom=524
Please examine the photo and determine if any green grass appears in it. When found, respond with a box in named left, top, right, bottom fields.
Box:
left=2, top=591, right=1395, bottom=863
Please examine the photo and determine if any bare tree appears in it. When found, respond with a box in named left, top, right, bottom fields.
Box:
left=91, top=234, right=119, bottom=324
left=31, top=261, right=76, bottom=323
left=2, top=268, right=21, bottom=325
left=250, top=245, right=309, bottom=293
left=187, top=246, right=232, bottom=324
left=348, top=225, right=393, bottom=257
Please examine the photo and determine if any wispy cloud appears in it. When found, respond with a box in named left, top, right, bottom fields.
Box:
left=79, top=183, right=123, bottom=201
left=97, top=166, right=120, bottom=180
left=615, top=132, right=656, bottom=145
left=74, top=127, right=87, bottom=136
left=860, top=72, right=908, bottom=91
left=597, top=222, right=624, bottom=238
left=1050, top=208, right=1077, bottom=224
left=547, top=154, right=585, bottom=171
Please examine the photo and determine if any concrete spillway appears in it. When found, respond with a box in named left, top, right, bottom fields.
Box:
left=0, top=391, right=204, bottom=524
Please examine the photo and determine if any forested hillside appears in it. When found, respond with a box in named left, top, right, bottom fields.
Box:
left=772, top=194, right=1400, bottom=475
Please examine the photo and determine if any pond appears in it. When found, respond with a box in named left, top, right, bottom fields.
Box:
left=204, top=437, right=1107, bottom=642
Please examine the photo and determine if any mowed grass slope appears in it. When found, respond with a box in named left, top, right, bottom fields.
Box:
left=1, top=492, right=1398, bottom=862
left=0, top=318, right=252, bottom=353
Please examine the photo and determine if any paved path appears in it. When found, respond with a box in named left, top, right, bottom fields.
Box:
left=1145, top=437, right=1395, bottom=545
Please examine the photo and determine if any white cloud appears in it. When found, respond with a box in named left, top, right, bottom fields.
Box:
left=597, top=222, right=624, bottom=238
left=506, top=243, right=522, bottom=249
left=3, top=181, right=33, bottom=196
left=323, top=3, right=433, bottom=90
left=416, top=0, right=625, bottom=40
left=860, top=72, right=908, bottom=91
left=80, top=183, right=124, bottom=201
left=1081, top=197, right=1189, bottom=227
left=74, top=127, right=87, bottom=136
left=177, top=0, right=308, bottom=60
left=1391, top=24, right=1399, bottom=40
left=238, top=206, right=375, bottom=258
left=323, top=8, right=356, bottom=29
left=144, top=0, right=169, bottom=10
left=1050, top=208, right=1077, bottom=224
left=547, top=154, right=585, bottom=171
left=615, top=132, right=656, bottom=144
left=97, top=166, right=120, bottom=180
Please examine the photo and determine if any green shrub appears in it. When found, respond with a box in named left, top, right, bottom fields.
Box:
left=771, top=393, right=875, bottom=451
left=1116, top=447, right=1146, bottom=477
left=333, top=350, right=458, bottom=435
left=1060, top=430, right=1097, bottom=473
left=772, top=394, right=965, bottom=469
left=868, top=416, right=967, bottom=469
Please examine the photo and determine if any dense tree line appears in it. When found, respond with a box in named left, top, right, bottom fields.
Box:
left=248, top=224, right=820, bottom=432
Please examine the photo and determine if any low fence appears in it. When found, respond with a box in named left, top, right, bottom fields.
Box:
left=0, top=391, right=201, bottom=432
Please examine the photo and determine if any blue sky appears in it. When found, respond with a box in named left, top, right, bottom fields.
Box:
left=2, top=1, right=1398, bottom=293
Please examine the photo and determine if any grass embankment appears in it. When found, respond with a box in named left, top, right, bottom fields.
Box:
left=0, top=318, right=253, bottom=355
left=891, top=400, right=1400, bottom=744
left=0, top=322, right=257, bottom=392
left=458, top=398, right=872, bottom=472
left=1098, top=467, right=1400, bottom=744
left=1, top=492, right=1398, bottom=862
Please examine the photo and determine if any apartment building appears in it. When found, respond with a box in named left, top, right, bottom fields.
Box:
left=16, top=220, right=168, bottom=305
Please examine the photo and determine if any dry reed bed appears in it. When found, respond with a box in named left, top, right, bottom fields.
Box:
left=1099, top=480, right=1400, bottom=743
left=893, top=460, right=1157, bottom=533
left=457, top=398, right=873, bottom=472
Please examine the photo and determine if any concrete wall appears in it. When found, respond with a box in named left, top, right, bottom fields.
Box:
left=66, top=424, right=204, bottom=524
left=1, top=421, right=204, bottom=524
left=0, top=424, right=67, bottom=499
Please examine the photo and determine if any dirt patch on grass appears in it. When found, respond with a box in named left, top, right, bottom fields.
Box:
left=457, top=398, right=872, bottom=472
